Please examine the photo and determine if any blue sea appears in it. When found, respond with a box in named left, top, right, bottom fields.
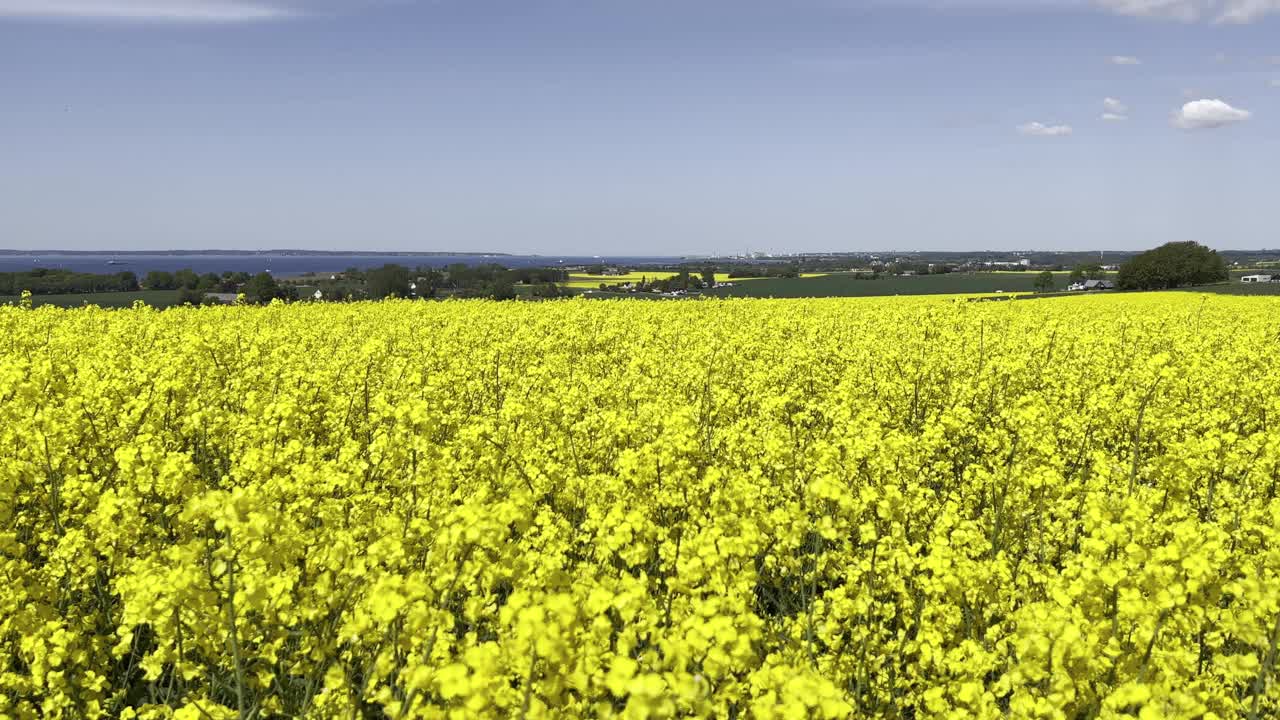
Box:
left=0, top=253, right=689, bottom=277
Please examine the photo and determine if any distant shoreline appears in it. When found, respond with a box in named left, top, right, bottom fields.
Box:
left=0, top=250, right=515, bottom=257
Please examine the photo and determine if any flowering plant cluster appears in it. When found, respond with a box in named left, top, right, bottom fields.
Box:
left=2, top=294, right=1279, bottom=719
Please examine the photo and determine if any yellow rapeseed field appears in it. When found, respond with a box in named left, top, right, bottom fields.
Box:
left=3, top=293, right=1280, bottom=719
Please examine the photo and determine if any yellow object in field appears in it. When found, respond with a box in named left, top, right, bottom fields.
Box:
left=2, top=293, right=1279, bottom=718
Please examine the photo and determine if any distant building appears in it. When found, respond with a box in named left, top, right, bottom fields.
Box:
left=313, top=289, right=323, bottom=300
left=1242, top=274, right=1274, bottom=283
left=1068, top=280, right=1115, bottom=292
left=208, top=293, right=239, bottom=304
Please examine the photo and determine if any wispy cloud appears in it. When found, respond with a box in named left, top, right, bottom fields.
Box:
left=0, top=0, right=298, bottom=22
left=1108, top=55, right=1142, bottom=65
left=1172, top=99, right=1252, bottom=130
left=1102, top=97, right=1129, bottom=120
left=882, top=0, right=1280, bottom=23
left=1018, top=122, right=1073, bottom=137
left=1094, top=0, right=1280, bottom=24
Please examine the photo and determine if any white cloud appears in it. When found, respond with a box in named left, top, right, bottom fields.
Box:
left=1101, top=97, right=1129, bottom=120
left=1094, top=0, right=1280, bottom=24
left=1109, top=55, right=1143, bottom=65
left=856, top=1, right=1280, bottom=24
left=1216, top=0, right=1280, bottom=22
left=0, top=0, right=297, bottom=22
left=1171, top=99, right=1252, bottom=129
left=1018, top=122, right=1074, bottom=136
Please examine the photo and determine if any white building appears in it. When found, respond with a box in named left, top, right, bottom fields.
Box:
left=1069, top=280, right=1115, bottom=292
left=1242, top=275, right=1274, bottom=283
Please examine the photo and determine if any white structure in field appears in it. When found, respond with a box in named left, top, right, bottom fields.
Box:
left=1068, top=279, right=1116, bottom=292
left=1241, top=275, right=1274, bottom=283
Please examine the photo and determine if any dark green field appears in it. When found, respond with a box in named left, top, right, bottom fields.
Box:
left=0, top=290, right=185, bottom=309
left=1174, top=282, right=1280, bottom=296
left=708, top=272, right=1110, bottom=298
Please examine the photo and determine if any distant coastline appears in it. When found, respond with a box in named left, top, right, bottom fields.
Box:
left=0, top=249, right=514, bottom=257
left=0, top=251, right=687, bottom=277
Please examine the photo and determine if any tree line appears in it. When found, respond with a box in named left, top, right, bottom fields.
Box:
left=349, top=263, right=570, bottom=301
left=1117, top=242, right=1227, bottom=290
left=1, top=269, right=140, bottom=296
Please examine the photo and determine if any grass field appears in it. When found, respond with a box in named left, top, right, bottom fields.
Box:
left=707, top=271, right=1109, bottom=298
left=0, top=290, right=184, bottom=308
left=1173, top=281, right=1280, bottom=296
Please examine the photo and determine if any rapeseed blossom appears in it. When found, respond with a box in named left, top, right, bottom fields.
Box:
left=2, top=293, right=1279, bottom=718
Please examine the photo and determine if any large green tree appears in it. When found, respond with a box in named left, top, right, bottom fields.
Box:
left=143, top=271, right=176, bottom=290
left=242, top=272, right=294, bottom=304
left=173, top=268, right=200, bottom=290
left=366, top=264, right=411, bottom=300
left=1117, top=242, right=1227, bottom=291
left=1034, top=271, right=1056, bottom=293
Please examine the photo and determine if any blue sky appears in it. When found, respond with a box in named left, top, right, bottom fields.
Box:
left=1, top=0, right=1278, bottom=254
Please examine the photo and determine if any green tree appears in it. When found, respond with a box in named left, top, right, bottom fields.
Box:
left=176, top=288, right=213, bottom=306
left=490, top=279, right=517, bottom=301
left=1034, top=271, right=1056, bottom=293
left=143, top=271, right=176, bottom=290
left=366, top=264, right=411, bottom=300
left=242, top=272, right=293, bottom=304
left=1117, top=242, right=1227, bottom=291
left=532, top=282, right=562, bottom=299
left=701, top=267, right=716, bottom=288
left=173, top=268, right=200, bottom=290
